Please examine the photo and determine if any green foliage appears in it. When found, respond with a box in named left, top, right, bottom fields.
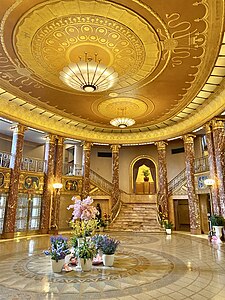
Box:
left=75, top=239, right=97, bottom=264
left=163, top=220, right=173, bottom=229
left=142, top=169, right=150, bottom=177
left=210, top=215, right=225, bottom=226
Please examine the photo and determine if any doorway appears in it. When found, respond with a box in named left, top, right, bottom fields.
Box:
left=174, top=199, right=190, bottom=231
left=16, top=193, right=42, bottom=234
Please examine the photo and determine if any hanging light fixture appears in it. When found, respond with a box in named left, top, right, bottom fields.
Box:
left=110, top=108, right=135, bottom=128
left=59, top=53, right=118, bottom=92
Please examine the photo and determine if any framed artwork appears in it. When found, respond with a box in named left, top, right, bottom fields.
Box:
left=24, top=176, right=39, bottom=190
left=0, top=173, right=4, bottom=187
left=65, top=180, right=78, bottom=191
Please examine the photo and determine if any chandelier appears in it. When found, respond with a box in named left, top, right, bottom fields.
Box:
left=110, top=108, right=135, bottom=128
left=59, top=53, right=118, bottom=92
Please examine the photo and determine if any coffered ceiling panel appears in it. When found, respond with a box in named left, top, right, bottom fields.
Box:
left=0, top=0, right=225, bottom=143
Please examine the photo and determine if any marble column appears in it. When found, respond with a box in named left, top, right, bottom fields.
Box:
left=155, top=141, right=169, bottom=218
left=82, top=141, right=92, bottom=199
left=111, top=144, right=121, bottom=207
left=2, top=124, right=26, bottom=238
left=212, top=120, right=225, bottom=216
left=204, top=123, right=220, bottom=215
left=40, top=134, right=56, bottom=234
left=51, top=136, right=64, bottom=231
left=183, top=134, right=201, bottom=235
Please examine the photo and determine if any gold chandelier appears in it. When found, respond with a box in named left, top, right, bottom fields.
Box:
left=110, top=108, right=135, bottom=128
left=59, top=53, right=118, bottom=92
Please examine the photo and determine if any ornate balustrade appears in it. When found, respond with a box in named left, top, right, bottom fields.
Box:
left=62, top=163, right=82, bottom=176
left=21, top=157, right=46, bottom=173
left=0, top=151, right=11, bottom=168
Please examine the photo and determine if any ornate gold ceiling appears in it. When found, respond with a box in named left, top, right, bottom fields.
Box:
left=0, top=0, right=225, bottom=143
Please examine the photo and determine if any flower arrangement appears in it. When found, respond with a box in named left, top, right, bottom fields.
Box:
left=68, top=196, right=98, bottom=238
left=100, top=235, right=120, bottom=255
left=75, top=238, right=97, bottom=263
left=44, top=235, right=70, bottom=262
left=91, top=234, right=105, bottom=250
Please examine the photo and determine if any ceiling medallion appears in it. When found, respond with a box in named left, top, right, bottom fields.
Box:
left=59, top=53, right=118, bottom=92
left=110, top=108, right=135, bottom=128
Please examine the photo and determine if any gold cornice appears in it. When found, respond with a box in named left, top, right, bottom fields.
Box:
left=1, top=77, right=225, bottom=143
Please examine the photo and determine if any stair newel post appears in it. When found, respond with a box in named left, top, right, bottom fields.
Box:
left=183, top=134, right=201, bottom=235
left=155, top=141, right=169, bottom=220
left=82, top=141, right=92, bottom=199
left=111, top=144, right=121, bottom=208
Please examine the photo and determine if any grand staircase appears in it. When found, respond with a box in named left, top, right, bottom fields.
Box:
left=109, top=201, right=162, bottom=232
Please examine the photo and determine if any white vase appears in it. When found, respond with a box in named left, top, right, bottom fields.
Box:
left=166, top=228, right=172, bottom=235
left=79, top=258, right=92, bottom=271
left=213, top=226, right=223, bottom=243
left=51, top=259, right=65, bottom=272
left=102, top=254, right=115, bottom=266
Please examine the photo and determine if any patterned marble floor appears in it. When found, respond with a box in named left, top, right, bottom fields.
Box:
left=0, top=232, right=225, bottom=300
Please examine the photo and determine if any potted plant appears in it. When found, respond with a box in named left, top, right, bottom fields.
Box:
left=68, top=196, right=99, bottom=248
left=142, top=169, right=150, bottom=182
left=44, top=235, right=70, bottom=272
left=163, top=220, right=173, bottom=235
left=100, top=235, right=120, bottom=266
left=75, top=238, right=97, bottom=271
left=210, top=215, right=225, bottom=242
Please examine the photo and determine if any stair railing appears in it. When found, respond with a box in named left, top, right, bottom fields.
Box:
left=90, top=169, right=113, bottom=194
left=168, top=155, right=209, bottom=195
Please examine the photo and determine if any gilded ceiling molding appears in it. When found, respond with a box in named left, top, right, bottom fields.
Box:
left=1, top=79, right=225, bottom=143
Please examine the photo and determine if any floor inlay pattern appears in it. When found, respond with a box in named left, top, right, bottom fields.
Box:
left=0, top=233, right=225, bottom=299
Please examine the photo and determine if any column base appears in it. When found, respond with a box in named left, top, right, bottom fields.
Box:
left=49, top=229, right=59, bottom=235
left=1, top=232, right=15, bottom=239
left=190, top=228, right=201, bottom=235
left=39, top=228, right=49, bottom=234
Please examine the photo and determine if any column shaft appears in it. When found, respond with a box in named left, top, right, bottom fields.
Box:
left=111, top=145, right=120, bottom=207
left=40, top=134, right=56, bottom=234
left=183, top=134, right=201, bottom=235
left=155, top=141, right=169, bottom=218
left=205, top=123, right=220, bottom=215
left=212, top=120, right=225, bottom=216
left=2, top=124, right=26, bottom=238
left=51, top=136, right=64, bottom=231
left=82, top=141, right=92, bottom=198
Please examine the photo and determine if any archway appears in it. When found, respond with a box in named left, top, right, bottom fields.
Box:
left=130, top=156, right=157, bottom=194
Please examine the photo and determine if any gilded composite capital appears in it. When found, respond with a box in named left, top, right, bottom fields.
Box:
left=212, top=119, right=225, bottom=130
left=183, top=134, right=196, bottom=144
left=10, top=123, right=27, bottom=135
left=82, top=141, right=92, bottom=151
left=155, top=141, right=168, bottom=151
left=111, top=144, right=121, bottom=153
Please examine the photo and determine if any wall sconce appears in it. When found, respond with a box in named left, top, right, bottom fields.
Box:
left=53, top=182, right=63, bottom=194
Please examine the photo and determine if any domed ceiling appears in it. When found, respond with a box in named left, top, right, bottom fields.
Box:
left=0, top=0, right=225, bottom=143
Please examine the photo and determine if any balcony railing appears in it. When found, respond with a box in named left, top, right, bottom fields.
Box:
left=63, top=163, right=83, bottom=176
left=0, top=151, right=11, bottom=168
left=21, top=157, right=46, bottom=173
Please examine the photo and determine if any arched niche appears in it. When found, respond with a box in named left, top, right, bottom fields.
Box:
left=130, top=156, right=157, bottom=194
